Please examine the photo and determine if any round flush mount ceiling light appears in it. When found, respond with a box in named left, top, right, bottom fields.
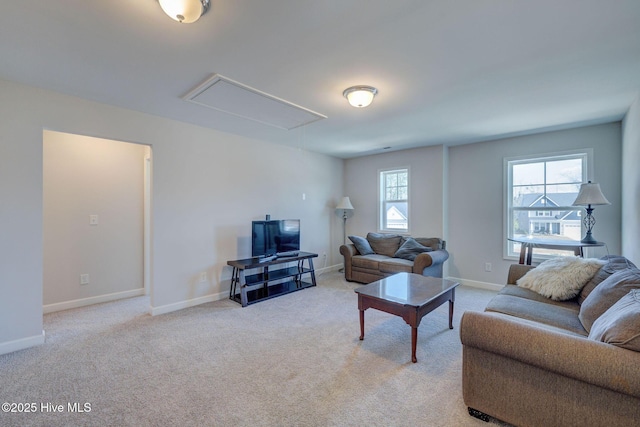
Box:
left=158, top=0, right=210, bottom=23
left=343, top=85, right=378, bottom=108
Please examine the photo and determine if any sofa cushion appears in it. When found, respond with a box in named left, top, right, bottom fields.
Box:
left=588, top=289, right=640, bottom=352
left=506, top=264, right=536, bottom=285
left=579, top=268, right=640, bottom=332
left=516, top=256, right=605, bottom=301
left=366, top=233, right=402, bottom=257
left=485, top=294, right=587, bottom=335
left=351, top=254, right=389, bottom=270
left=348, top=235, right=375, bottom=255
left=579, top=255, right=637, bottom=304
left=378, top=258, right=413, bottom=274
left=393, top=237, right=432, bottom=261
left=499, top=284, right=581, bottom=308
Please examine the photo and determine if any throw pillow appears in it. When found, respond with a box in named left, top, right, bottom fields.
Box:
left=413, top=237, right=442, bottom=251
left=579, top=268, right=640, bottom=332
left=588, top=290, right=640, bottom=352
left=516, top=256, right=606, bottom=301
left=393, top=237, right=432, bottom=261
left=348, top=235, right=375, bottom=255
left=366, top=233, right=402, bottom=257
left=579, top=255, right=636, bottom=304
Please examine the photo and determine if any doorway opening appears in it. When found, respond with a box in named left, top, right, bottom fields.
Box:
left=42, top=130, right=152, bottom=313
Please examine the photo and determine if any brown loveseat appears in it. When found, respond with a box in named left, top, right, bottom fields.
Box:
left=460, top=256, right=640, bottom=427
left=339, top=233, right=449, bottom=284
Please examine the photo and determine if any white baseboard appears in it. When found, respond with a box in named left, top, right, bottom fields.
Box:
left=150, top=264, right=346, bottom=316
left=43, top=288, right=145, bottom=314
left=0, top=330, right=45, bottom=356
left=447, top=276, right=503, bottom=292
left=150, top=291, right=226, bottom=316
left=315, top=264, right=342, bottom=275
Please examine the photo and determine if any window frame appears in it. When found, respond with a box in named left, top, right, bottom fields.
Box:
left=378, top=167, right=410, bottom=233
left=503, top=149, right=592, bottom=260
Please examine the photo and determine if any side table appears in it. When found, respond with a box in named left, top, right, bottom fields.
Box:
left=508, top=237, right=605, bottom=265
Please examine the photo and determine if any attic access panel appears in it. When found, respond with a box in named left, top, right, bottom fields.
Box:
left=183, top=74, right=327, bottom=130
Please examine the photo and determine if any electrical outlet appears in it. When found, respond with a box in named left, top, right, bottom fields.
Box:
left=485, top=262, right=492, bottom=272
left=199, top=272, right=207, bottom=282
left=80, top=274, right=90, bottom=285
left=89, top=215, right=99, bottom=225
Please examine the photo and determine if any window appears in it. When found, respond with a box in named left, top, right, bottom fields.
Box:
left=505, top=152, right=588, bottom=258
left=379, top=168, right=409, bottom=232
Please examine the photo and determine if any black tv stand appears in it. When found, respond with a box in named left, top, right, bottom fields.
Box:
left=227, top=252, right=318, bottom=307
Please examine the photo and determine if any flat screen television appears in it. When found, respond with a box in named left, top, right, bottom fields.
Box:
left=251, top=219, right=300, bottom=257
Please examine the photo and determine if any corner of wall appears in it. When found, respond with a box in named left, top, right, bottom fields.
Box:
left=442, top=145, right=450, bottom=278
left=621, top=94, right=640, bottom=263
left=0, top=331, right=45, bottom=356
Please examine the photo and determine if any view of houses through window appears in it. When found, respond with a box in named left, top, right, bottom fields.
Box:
left=506, top=152, right=587, bottom=257
left=380, top=168, right=408, bottom=232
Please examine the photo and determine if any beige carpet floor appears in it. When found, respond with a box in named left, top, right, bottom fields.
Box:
left=1, top=271, right=501, bottom=427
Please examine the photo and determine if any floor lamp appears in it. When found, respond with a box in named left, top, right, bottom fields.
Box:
left=336, top=197, right=354, bottom=273
left=336, top=197, right=355, bottom=245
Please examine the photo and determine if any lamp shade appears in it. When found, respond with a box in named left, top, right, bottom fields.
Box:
left=572, top=181, right=611, bottom=206
left=336, top=196, right=354, bottom=210
left=343, top=86, right=377, bottom=108
left=158, top=0, right=210, bottom=23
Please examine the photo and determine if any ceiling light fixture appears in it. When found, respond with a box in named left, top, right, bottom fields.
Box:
left=343, top=86, right=378, bottom=108
left=158, top=0, right=210, bottom=23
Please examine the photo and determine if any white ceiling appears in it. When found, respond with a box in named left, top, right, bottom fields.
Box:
left=1, top=1, right=639, bottom=158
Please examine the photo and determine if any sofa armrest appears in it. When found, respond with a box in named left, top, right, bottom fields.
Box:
left=460, top=311, right=640, bottom=398
left=413, top=249, right=449, bottom=276
left=340, top=243, right=358, bottom=258
left=506, top=264, right=536, bottom=284
left=340, top=244, right=358, bottom=281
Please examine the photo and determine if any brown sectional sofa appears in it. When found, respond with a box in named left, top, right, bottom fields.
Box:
left=460, top=256, right=640, bottom=427
left=339, top=233, right=449, bottom=283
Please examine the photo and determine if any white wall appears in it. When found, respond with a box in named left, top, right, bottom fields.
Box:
left=151, top=126, right=343, bottom=311
left=448, top=123, right=623, bottom=287
left=342, top=125, right=623, bottom=289
left=43, top=131, right=148, bottom=309
left=622, top=96, right=640, bottom=263
left=0, top=83, right=44, bottom=353
left=0, top=78, right=344, bottom=354
left=343, top=145, right=445, bottom=241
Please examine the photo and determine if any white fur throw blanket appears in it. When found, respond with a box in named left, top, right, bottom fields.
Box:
left=517, top=256, right=606, bottom=301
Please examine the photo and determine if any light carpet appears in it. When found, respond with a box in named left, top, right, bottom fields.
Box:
left=1, top=272, right=500, bottom=427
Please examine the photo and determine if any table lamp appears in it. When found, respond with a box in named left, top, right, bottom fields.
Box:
left=572, top=181, right=610, bottom=244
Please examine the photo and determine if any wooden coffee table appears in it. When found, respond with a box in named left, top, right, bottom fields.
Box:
left=354, top=272, right=460, bottom=363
